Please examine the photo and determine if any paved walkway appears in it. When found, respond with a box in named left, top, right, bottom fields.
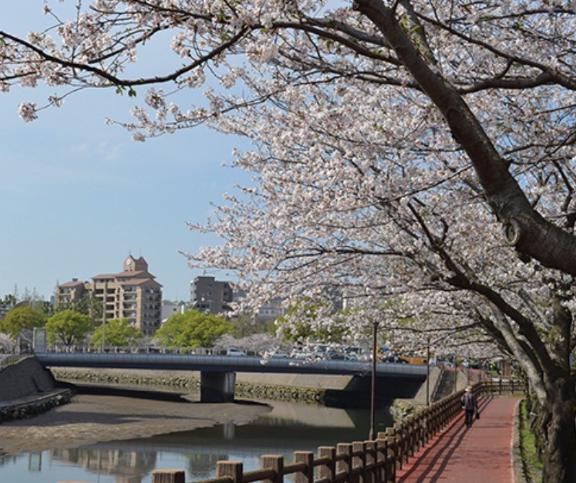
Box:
left=397, top=397, right=518, bottom=482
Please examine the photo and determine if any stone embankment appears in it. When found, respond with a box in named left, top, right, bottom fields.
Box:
left=51, top=367, right=360, bottom=403
left=51, top=367, right=327, bottom=403
left=0, top=390, right=72, bottom=422
left=0, top=356, right=73, bottom=422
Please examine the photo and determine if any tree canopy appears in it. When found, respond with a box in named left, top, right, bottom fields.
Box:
left=155, top=310, right=234, bottom=348
left=0, top=305, right=46, bottom=338
left=56, top=294, right=103, bottom=320
left=45, top=309, right=95, bottom=347
left=90, top=318, right=142, bottom=348
left=3, top=2, right=576, bottom=479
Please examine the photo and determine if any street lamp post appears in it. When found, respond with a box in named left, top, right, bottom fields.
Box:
left=426, top=335, right=431, bottom=406
left=453, top=354, right=458, bottom=393
left=369, top=321, right=378, bottom=440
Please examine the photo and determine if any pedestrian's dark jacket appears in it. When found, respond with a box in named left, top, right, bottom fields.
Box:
left=461, top=392, right=478, bottom=411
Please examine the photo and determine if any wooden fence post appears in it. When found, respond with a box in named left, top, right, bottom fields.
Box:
left=352, top=441, right=366, bottom=482
left=262, top=455, right=284, bottom=483
left=217, top=461, right=243, bottom=483
left=152, top=469, right=186, bottom=483
left=337, top=443, right=352, bottom=481
left=375, top=437, right=387, bottom=483
left=294, top=451, right=314, bottom=483
left=386, top=438, right=396, bottom=483
left=406, top=417, right=415, bottom=457
left=318, top=446, right=336, bottom=482
left=365, top=440, right=376, bottom=483
left=395, top=425, right=405, bottom=468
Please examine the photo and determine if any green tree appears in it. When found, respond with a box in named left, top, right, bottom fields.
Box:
left=155, top=310, right=234, bottom=349
left=231, top=313, right=271, bottom=338
left=0, top=305, right=46, bottom=338
left=90, top=318, right=142, bottom=348
left=57, top=294, right=103, bottom=320
left=45, top=310, right=95, bottom=347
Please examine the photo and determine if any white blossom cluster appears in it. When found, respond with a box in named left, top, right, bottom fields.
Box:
left=3, top=1, right=576, bottom=393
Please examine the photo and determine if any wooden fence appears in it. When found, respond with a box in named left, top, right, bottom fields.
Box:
left=152, top=379, right=522, bottom=483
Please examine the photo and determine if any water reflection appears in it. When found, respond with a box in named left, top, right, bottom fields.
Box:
left=0, top=398, right=393, bottom=483
left=52, top=448, right=157, bottom=483
left=0, top=454, right=19, bottom=467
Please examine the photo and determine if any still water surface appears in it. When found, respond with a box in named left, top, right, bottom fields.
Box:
left=0, top=396, right=393, bottom=483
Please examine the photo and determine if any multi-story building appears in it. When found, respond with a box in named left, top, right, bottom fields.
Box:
left=54, top=279, right=87, bottom=306
left=190, top=276, right=233, bottom=314
left=232, top=289, right=285, bottom=325
left=253, top=297, right=285, bottom=325
left=56, top=256, right=162, bottom=335
left=161, top=300, right=187, bottom=323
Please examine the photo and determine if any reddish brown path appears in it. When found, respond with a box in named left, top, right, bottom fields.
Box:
left=397, top=397, right=518, bottom=482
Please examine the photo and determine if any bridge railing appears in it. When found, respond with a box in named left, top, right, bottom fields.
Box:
left=43, top=345, right=223, bottom=356
left=151, top=379, right=523, bottom=483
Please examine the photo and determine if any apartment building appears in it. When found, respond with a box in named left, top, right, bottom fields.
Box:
left=56, top=256, right=162, bottom=335
left=190, top=276, right=233, bottom=314
left=55, top=279, right=87, bottom=306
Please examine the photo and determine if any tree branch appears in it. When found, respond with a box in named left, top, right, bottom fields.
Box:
left=355, top=0, right=576, bottom=276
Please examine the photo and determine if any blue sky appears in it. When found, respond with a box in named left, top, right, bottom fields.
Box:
left=0, top=3, right=251, bottom=301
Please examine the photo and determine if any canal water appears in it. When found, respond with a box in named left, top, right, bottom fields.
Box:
left=0, top=394, right=394, bottom=483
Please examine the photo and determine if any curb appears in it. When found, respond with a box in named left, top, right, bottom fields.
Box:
left=511, top=398, right=528, bottom=483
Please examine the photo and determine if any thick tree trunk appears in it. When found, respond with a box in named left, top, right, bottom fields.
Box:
left=540, top=378, right=576, bottom=483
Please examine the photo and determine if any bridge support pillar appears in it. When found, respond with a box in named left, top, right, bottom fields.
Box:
left=200, top=371, right=236, bottom=402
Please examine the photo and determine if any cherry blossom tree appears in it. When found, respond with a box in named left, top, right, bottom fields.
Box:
left=2, top=1, right=576, bottom=479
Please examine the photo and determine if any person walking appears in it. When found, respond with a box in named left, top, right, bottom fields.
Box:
left=461, top=386, right=479, bottom=428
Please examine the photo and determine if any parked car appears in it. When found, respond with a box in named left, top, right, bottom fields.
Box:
left=226, top=347, right=247, bottom=357
left=269, top=351, right=290, bottom=359
left=260, top=349, right=291, bottom=359
left=344, top=346, right=363, bottom=361
left=326, top=350, right=347, bottom=361
left=290, top=349, right=307, bottom=359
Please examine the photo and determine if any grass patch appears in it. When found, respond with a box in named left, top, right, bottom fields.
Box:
left=519, top=399, right=543, bottom=483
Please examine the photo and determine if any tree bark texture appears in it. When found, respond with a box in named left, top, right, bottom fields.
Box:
left=540, top=377, right=576, bottom=483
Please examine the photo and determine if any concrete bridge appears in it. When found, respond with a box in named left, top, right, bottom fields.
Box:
left=36, top=352, right=427, bottom=403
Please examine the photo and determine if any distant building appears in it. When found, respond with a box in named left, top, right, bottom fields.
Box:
left=56, top=256, right=162, bottom=335
left=161, top=300, right=187, bottom=323
left=232, top=289, right=285, bottom=325
left=254, top=297, right=285, bottom=324
left=55, top=279, right=87, bottom=306
left=190, top=276, right=233, bottom=314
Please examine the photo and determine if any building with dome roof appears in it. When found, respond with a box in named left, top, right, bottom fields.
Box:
left=56, top=255, right=162, bottom=335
